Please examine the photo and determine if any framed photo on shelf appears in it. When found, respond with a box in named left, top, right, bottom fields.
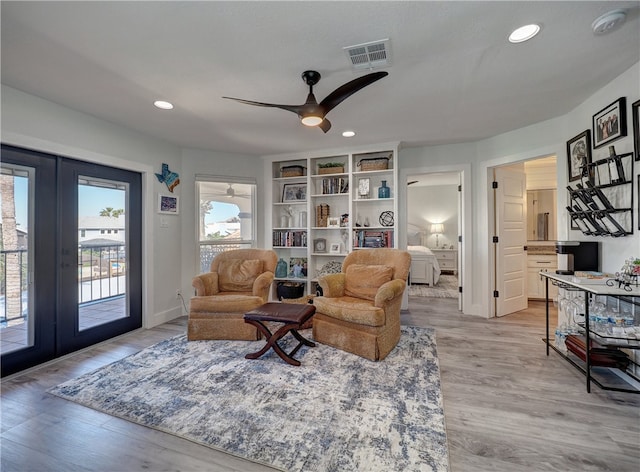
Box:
left=566, top=130, right=591, bottom=182
left=288, top=257, right=307, bottom=278
left=158, top=194, right=179, bottom=214
left=632, top=99, right=640, bottom=161
left=329, top=243, right=341, bottom=254
left=282, top=183, right=307, bottom=202
left=313, top=238, right=327, bottom=253
left=592, top=97, right=627, bottom=149
left=327, top=217, right=340, bottom=228
left=358, top=178, right=370, bottom=198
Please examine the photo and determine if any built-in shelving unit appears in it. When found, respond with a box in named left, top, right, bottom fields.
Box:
left=266, top=144, right=399, bottom=297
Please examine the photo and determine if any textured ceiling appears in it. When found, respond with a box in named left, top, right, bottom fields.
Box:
left=2, top=1, right=639, bottom=157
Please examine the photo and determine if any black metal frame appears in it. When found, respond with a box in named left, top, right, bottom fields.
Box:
left=542, top=274, right=640, bottom=394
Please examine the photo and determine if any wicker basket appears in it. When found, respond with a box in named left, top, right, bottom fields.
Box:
left=316, top=204, right=330, bottom=227
left=318, top=166, right=344, bottom=175
left=358, top=157, right=389, bottom=171
left=280, top=165, right=305, bottom=177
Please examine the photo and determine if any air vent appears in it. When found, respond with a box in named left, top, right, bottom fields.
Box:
left=343, top=39, right=390, bottom=70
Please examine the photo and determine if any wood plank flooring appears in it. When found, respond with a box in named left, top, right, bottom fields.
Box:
left=2, top=298, right=639, bottom=471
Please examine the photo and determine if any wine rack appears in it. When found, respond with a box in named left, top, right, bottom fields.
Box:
left=567, top=152, right=634, bottom=237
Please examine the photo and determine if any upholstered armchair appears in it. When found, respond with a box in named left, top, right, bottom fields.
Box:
left=188, top=249, right=277, bottom=341
left=312, top=248, right=411, bottom=361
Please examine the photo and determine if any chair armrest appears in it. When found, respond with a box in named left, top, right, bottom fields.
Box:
left=192, top=272, right=219, bottom=296
left=318, top=273, right=346, bottom=298
left=252, top=271, right=275, bottom=301
left=374, top=279, right=406, bottom=307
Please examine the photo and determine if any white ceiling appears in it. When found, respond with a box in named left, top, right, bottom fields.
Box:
left=2, top=1, right=639, bottom=157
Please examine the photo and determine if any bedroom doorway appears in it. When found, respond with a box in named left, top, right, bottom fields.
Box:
left=406, top=171, right=462, bottom=309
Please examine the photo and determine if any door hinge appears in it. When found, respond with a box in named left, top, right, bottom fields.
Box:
left=458, top=235, right=462, bottom=243
left=492, top=236, right=499, bottom=243
left=459, top=286, right=463, bottom=293
left=493, top=290, right=499, bottom=298
left=458, top=184, right=462, bottom=192
left=524, top=245, right=528, bottom=251
left=492, top=181, right=498, bottom=189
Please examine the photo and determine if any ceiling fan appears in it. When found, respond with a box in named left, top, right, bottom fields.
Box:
left=223, top=70, right=388, bottom=133
left=207, top=184, right=250, bottom=199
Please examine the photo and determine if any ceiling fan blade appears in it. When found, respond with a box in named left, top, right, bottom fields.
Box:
left=319, top=71, right=388, bottom=115
left=407, top=180, right=419, bottom=185
left=222, top=96, right=302, bottom=115
left=318, top=118, right=332, bottom=133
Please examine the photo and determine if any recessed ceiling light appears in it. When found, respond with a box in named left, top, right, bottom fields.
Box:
left=342, top=130, right=356, bottom=138
left=154, top=100, right=174, bottom=110
left=508, top=24, right=541, bottom=43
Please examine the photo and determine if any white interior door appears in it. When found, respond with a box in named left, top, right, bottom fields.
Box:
left=494, top=165, right=527, bottom=317
left=457, top=175, right=463, bottom=311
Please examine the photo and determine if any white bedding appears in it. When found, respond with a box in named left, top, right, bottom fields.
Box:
left=407, top=245, right=441, bottom=285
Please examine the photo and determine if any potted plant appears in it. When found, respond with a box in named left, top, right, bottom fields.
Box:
left=317, top=162, right=345, bottom=175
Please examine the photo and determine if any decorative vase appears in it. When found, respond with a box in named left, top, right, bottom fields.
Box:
left=378, top=180, right=390, bottom=199
left=275, top=258, right=288, bottom=278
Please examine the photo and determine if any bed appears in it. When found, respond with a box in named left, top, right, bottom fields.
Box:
left=408, top=245, right=441, bottom=286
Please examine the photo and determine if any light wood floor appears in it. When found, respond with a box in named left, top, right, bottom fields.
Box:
left=1, top=298, right=639, bottom=471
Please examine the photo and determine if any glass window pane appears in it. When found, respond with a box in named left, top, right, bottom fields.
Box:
left=196, top=179, right=255, bottom=273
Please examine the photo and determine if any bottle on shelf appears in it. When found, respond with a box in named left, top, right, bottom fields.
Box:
left=378, top=180, right=390, bottom=199
left=568, top=184, right=595, bottom=211
left=583, top=181, right=614, bottom=210
left=594, top=211, right=626, bottom=237
left=607, top=147, right=625, bottom=184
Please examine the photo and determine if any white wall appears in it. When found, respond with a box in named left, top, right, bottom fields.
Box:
left=397, top=61, right=639, bottom=317
left=3, top=60, right=638, bottom=323
left=0, top=85, right=261, bottom=328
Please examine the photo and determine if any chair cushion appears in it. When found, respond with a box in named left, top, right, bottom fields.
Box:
left=344, top=264, right=393, bottom=301
left=190, top=293, right=264, bottom=313
left=313, top=296, right=385, bottom=327
left=218, top=259, right=264, bottom=292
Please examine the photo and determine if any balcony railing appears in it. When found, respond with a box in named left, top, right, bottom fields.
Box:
left=1, top=244, right=126, bottom=325
left=0, top=249, right=28, bottom=324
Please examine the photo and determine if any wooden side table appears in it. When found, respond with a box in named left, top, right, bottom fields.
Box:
left=431, top=249, right=458, bottom=275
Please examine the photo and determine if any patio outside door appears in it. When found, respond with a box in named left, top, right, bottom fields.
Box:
left=1, top=145, right=142, bottom=375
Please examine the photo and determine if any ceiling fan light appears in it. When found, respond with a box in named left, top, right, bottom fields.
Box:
left=301, top=115, right=323, bottom=127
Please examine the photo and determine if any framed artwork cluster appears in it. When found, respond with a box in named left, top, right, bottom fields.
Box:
left=566, top=95, right=638, bottom=233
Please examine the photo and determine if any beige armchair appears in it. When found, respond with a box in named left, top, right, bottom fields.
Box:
left=312, top=248, right=411, bottom=361
left=188, top=249, right=277, bottom=341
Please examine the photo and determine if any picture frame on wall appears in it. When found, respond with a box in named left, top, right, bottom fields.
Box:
left=329, top=243, right=341, bottom=254
left=592, top=97, right=627, bottom=149
left=282, top=183, right=307, bottom=202
left=158, top=194, right=179, bottom=214
left=566, top=130, right=591, bottom=182
left=632, top=99, right=640, bottom=161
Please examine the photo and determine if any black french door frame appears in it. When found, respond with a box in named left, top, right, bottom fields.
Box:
left=1, top=144, right=142, bottom=375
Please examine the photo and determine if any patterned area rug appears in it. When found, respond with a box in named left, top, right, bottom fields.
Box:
left=408, top=275, right=458, bottom=299
left=48, top=326, right=449, bottom=472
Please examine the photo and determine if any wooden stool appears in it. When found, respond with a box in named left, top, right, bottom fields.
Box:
left=243, top=303, right=316, bottom=366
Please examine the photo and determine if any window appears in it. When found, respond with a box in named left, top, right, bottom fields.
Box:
left=196, top=176, right=256, bottom=273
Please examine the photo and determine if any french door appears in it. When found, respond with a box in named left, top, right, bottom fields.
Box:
left=1, top=144, right=142, bottom=376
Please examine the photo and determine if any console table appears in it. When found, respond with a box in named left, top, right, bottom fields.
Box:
left=540, top=272, right=640, bottom=393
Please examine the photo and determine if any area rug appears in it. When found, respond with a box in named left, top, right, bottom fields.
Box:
left=48, top=326, right=449, bottom=472
left=408, top=274, right=458, bottom=298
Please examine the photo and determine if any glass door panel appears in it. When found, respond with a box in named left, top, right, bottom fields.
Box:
left=78, top=177, right=128, bottom=331
left=0, top=165, right=34, bottom=354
